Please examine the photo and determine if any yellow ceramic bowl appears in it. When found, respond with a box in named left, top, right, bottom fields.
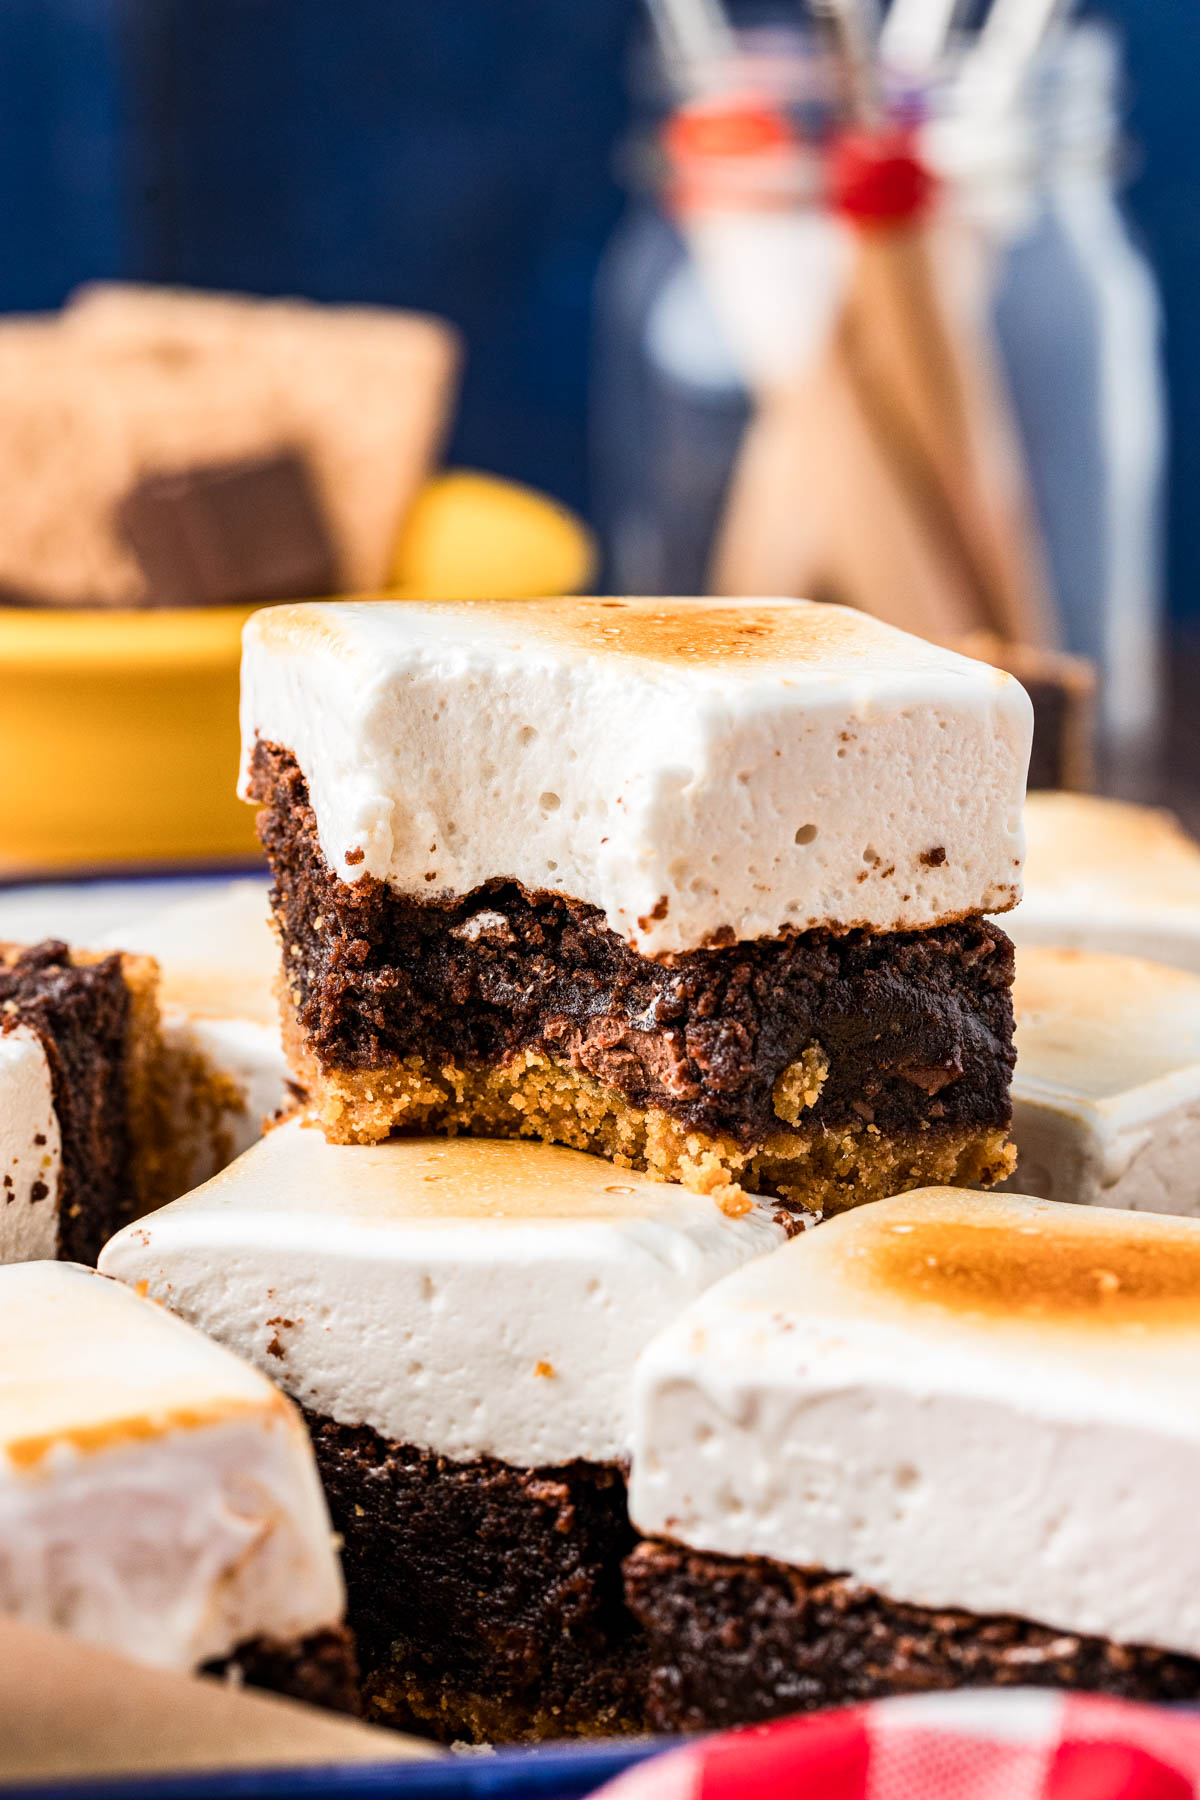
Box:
left=392, top=469, right=596, bottom=600
left=0, top=603, right=260, bottom=873
left=0, top=472, right=597, bottom=875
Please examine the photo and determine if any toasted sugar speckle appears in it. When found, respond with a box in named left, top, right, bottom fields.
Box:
left=435, top=597, right=913, bottom=668
left=254, top=594, right=993, bottom=675
left=5, top=1397, right=279, bottom=1471
left=866, top=1215, right=1200, bottom=1327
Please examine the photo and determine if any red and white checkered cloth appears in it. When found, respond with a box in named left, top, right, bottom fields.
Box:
left=597, top=1692, right=1200, bottom=1800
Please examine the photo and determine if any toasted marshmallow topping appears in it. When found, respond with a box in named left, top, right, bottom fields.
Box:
left=103, top=882, right=288, bottom=1189
left=629, top=1187, right=1200, bottom=1657
left=1010, top=794, right=1200, bottom=972
left=1008, top=947, right=1200, bottom=1213
left=101, top=1119, right=788, bottom=1467
left=239, top=597, right=1031, bottom=954
left=0, top=1262, right=342, bottom=1671
left=0, top=1028, right=60, bottom=1264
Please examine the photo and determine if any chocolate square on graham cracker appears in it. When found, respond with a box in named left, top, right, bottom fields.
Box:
left=117, top=450, right=340, bottom=608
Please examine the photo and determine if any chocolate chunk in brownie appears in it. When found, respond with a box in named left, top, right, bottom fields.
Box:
left=624, top=1541, right=1200, bottom=1734
left=0, top=941, right=135, bottom=1264
left=250, top=741, right=1015, bottom=1149
left=304, top=1409, right=647, bottom=1743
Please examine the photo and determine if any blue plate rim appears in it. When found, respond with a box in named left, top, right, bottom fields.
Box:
left=0, top=1738, right=669, bottom=1800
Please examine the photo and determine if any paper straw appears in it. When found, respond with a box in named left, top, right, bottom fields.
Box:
left=955, top=0, right=1073, bottom=113
left=880, top=0, right=968, bottom=75
left=644, top=0, right=737, bottom=95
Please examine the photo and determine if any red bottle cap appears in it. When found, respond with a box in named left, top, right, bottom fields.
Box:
left=831, top=126, right=936, bottom=225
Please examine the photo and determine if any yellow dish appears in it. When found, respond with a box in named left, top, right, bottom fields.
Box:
left=393, top=469, right=596, bottom=600
left=0, top=472, right=597, bottom=875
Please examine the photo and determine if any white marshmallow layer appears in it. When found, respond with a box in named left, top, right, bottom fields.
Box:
left=629, top=1187, right=1200, bottom=1658
left=0, top=1262, right=342, bottom=1672
left=1010, top=794, right=1200, bottom=972
left=101, top=1119, right=788, bottom=1467
left=238, top=597, right=1031, bottom=954
left=0, top=1028, right=61, bottom=1263
left=1009, top=947, right=1200, bottom=1213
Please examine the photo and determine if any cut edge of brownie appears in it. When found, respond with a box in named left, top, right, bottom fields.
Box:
left=0, top=942, right=167, bottom=1264
left=624, top=1540, right=1200, bottom=1733
left=0, top=938, right=270, bottom=1261
left=117, top=950, right=174, bottom=1218
left=303, top=1408, right=649, bottom=1745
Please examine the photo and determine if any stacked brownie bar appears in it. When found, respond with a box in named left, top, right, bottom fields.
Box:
left=0, top=1260, right=352, bottom=1710
left=101, top=1123, right=786, bottom=1740
left=240, top=595, right=1032, bottom=1216
left=626, top=1186, right=1200, bottom=1728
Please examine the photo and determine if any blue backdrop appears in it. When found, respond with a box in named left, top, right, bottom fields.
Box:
left=0, top=0, right=1192, bottom=619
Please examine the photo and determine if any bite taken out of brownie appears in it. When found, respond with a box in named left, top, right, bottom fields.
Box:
left=240, top=596, right=1031, bottom=1217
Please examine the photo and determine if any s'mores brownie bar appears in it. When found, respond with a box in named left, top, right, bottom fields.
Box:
left=241, top=597, right=1030, bottom=1214
left=1010, top=794, right=1200, bottom=972
left=1007, top=946, right=1200, bottom=1213
left=0, top=1262, right=352, bottom=1709
left=0, top=941, right=161, bottom=1263
left=626, top=1188, right=1200, bottom=1731
left=101, top=1121, right=788, bottom=1741
left=104, top=881, right=292, bottom=1195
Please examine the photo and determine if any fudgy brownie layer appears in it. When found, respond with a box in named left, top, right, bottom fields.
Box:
left=204, top=1625, right=360, bottom=1716
left=304, top=1408, right=648, bottom=1744
left=624, top=1542, right=1200, bottom=1733
left=0, top=941, right=136, bottom=1264
left=251, top=742, right=1015, bottom=1150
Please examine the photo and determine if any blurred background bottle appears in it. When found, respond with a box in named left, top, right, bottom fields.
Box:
left=591, top=28, right=825, bottom=596
left=593, top=9, right=1166, bottom=778
left=930, top=20, right=1166, bottom=776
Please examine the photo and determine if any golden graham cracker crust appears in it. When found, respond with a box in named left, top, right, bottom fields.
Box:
left=282, top=1000, right=1014, bottom=1215
left=361, top=1666, right=642, bottom=1746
